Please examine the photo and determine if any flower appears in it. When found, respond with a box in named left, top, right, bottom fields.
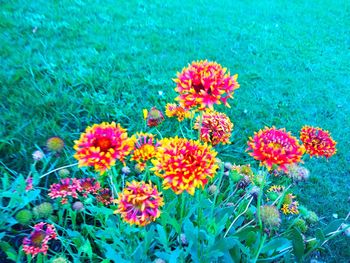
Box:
left=174, top=60, right=239, bottom=110
left=114, top=180, right=164, bottom=226
left=78, top=178, right=100, bottom=197
left=72, top=201, right=84, bottom=211
left=247, top=127, right=305, bottom=172
left=281, top=194, right=299, bottom=215
left=143, top=107, right=164, bottom=127
left=194, top=110, right=233, bottom=146
left=22, top=222, right=57, bottom=256
left=131, top=133, right=159, bottom=171
left=300, top=126, right=337, bottom=158
left=48, top=178, right=82, bottom=204
left=25, top=177, right=33, bottom=192
left=260, top=205, right=281, bottom=229
left=46, top=137, right=65, bottom=152
left=151, top=137, right=218, bottom=195
left=74, top=122, right=134, bottom=174
left=33, top=202, right=53, bottom=219
left=286, top=164, right=310, bottom=182
left=165, top=103, right=193, bottom=121
left=32, top=150, right=45, bottom=161
left=96, top=188, right=114, bottom=205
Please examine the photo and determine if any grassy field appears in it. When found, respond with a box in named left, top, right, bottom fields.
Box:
left=1, top=0, right=350, bottom=261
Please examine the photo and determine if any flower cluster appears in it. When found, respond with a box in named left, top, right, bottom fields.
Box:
left=165, top=103, right=193, bottom=121
left=96, top=188, right=114, bottom=205
left=151, top=137, right=218, bottom=195
left=48, top=177, right=102, bottom=204
left=300, top=126, right=336, bottom=158
left=247, top=127, right=305, bottom=172
left=22, top=222, right=57, bottom=257
left=114, top=181, right=164, bottom=226
left=131, top=133, right=159, bottom=171
left=194, top=110, right=233, bottom=146
left=74, top=122, right=134, bottom=174
left=174, top=60, right=239, bottom=110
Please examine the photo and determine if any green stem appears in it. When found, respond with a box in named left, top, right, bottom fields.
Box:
left=210, top=162, right=224, bottom=217
left=40, top=162, right=78, bottom=178
left=197, top=111, right=203, bottom=141
left=252, top=233, right=267, bottom=263
left=257, top=172, right=267, bottom=231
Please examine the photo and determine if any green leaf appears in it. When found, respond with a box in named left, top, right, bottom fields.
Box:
left=79, top=239, right=93, bottom=260
left=260, top=237, right=291, bottom=256
left=315, top=228, right=325, bottom=243
left=0, top=241, right=17, bottom=261
left=323, top=219, right=343, bottom=235
left=289, top=228, right=304, bottom=262
left=156, top=224, right=169, bottom=250
left=97, top=241, right=128, bottom=263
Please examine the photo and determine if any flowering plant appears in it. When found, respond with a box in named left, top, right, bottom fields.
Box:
left=0, top=60, right=348, bottom=263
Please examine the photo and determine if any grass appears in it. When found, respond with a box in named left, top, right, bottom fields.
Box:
left=1, top=0, right=349, bottom=261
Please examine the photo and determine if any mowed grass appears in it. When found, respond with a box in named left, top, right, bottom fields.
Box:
left=1, top=0, right=350, bottom=261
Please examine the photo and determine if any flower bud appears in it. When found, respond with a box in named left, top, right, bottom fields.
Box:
left=260, top=205, right=281, bottom=229
left=33, top=202, right=53, bottom=219
left=58, top=168, right=70, bottom=178
left=121, top=166, right=131, bottom=174
left=32, top=150, right=44, bottom=161
left=72, top=201, right=84, bottom=211
left=15, top=209, right=33, bottom=225
left=46, top=136, right=65, bottom=152
left=145, top=107, right=164, bottom=127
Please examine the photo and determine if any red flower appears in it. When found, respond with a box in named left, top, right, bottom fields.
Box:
left=114, top=180, right=164, bottom=226
left=74, top=122, right=134, bottom=174
left=300, top=126, right=336, bottom=158
left=22, top=222, right=57, bottom=257
left=79, top=178, right=100, bottom=197
left=174, top=60, right=239, bottom=110
left=48, top=178, right=82, bottom=204
left=151, top=137, right=218, bottom=195
left=143, top=107, right=164, bottom=127
left=96, top=188, right=114, bottom=205
left=247, top=127, right=305, bottom=172
left=194, top=110, right=233, bottom=146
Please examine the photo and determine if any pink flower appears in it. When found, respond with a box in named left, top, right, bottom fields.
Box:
left=22, top=222, right=57, bottom=257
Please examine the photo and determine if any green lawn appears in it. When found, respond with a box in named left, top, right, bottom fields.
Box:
left=1, top=0, right=350, bottom=261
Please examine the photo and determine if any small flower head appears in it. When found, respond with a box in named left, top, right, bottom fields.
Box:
left=174, top=60, right=239, bottom=110
left=144, top=107, right=164, bottom=127
left=300, top=126, right=337, bottom=158
left=165, top=103, right=193, bottom=121
left=33, top=202, right=54, bottom=219
left=151, top=137, right=219, bottom=195
left=32, top=150, right=45, bottom=161
left=194, top=110, right=233, bottom=146
left=16, top=209, right=33, bottom=225
left=260, top=205, right=281, bottom=229
left=46, top=137, right=65, bottom=152
left=281, top=194, right=299, bottom=215
left=25, top=177, right=33, bottom=192
left=58, top=168, right=70, bottom=178
left=114, top=180, right=164, bottom=226
left=131, top=133, right=159, bottom=171
left=22, top=222, right=57, bottom=257
left=286, top=164, right=310, bottom=182
left=72, top=201, right=84, bottom=211
left=121, top=166, right=131, bottom=174
left=48, top=178, right=82, bottom=204
left=96, top=188, right=114, bottom=205
left=247, top=127, right=305, bottom=172
left=74, top=122, right=134, bottom=174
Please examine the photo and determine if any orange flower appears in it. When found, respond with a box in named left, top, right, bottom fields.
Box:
left=151, top=137, right=218, bottom=195
left=281, top=194, right=299, bottom=215
left=165, top=103, right=193, bottom=121
left=114, top=180, right=164, bottom=226
left=174, top=60, right=239, bottom=110
left=300, top=126, right=336, bottom=158
left=194, top=110, right=233, bottom=146
left=131, top=133, right=159, bottom=171
left=247, top=127, right=305, bottom=172
left=74, top=122, right=134, bottom=174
